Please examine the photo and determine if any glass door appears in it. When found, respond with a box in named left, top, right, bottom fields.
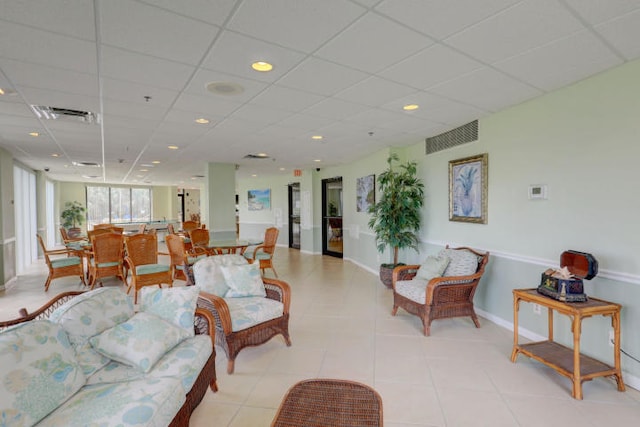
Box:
left=322, top=177, right=343, bottom=258
left=288, top=183, right=300, bottom=249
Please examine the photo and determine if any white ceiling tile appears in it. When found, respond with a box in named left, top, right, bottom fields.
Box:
left=102, top=78, right=179, bottom=107
left=185, top=68, right=268, bottom=103
left=345, top=108, right=406, bottom=127
left=101, top=0, right=219, bottom=65
left=227, top=0, right=365, bottom=52
left=334, top=76, right=415, bottom=106
left=380, top=91, right=487, bottom=126
left=277, top=57, right=369, bottom=97
left=0, top=21, right=97, bottom=73
left=445, top=0, right=584, bottom=64
left=301, top=97, right=369, bottom=120
left=250, top=85, right=324, bottom=112
left=429, top=67, right=542, bottom=112
left=101, top=46, right=196, bottom=90
left=596, top=9, right=640, bottom=60
left=1, top=59, right=98, bottom=97
left=201, top=31, right=306, bottom=82
left=0, top=0, right=96, bottom=40
left=0, top=99, right=39, bottom=118
left=495, top=31, right=623, bottom=92
left=315, top=13, right=433, bottom=73
left=230, top=104, right=294, bottom=126
left=172, top=92, right=242, bottom=117
left=564, top=0, right=640, bottom=25
left=137, top=0, right=238, bottom=26
left=18, top=87, right=100, bottom=113
left=380, top=44, right=484, bottom=90
left=276, top=113, right=336, bottom=131
left=163, top=108, right=225, bottom=126
left=103, top=98, right=167, bottom=121
left=375, top=0, right=521, bottom=39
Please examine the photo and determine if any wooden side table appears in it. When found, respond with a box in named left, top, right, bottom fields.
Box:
left=511, top=288, right=625, bottom=400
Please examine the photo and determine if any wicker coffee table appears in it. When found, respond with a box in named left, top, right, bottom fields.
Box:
left=272, top=379, right=383, bottom=426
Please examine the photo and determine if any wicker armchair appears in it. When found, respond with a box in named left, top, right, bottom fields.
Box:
left=87, top=232, right=125, bottom=288
left=165, top=234, right=206, bottom=281
left=391, top=246, right=489, bottom=336
left=36, top=234, right=86, bottom=291
left=124, top=233, right=172, bottom=303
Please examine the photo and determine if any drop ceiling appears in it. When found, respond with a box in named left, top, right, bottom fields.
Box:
left=1, top=0, right=639, bottom=186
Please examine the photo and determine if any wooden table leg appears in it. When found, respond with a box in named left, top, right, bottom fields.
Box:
left=572, top=315, right=582, bottom=400
left=511, top=295, right=520, bottom=362
left=612, top=312, right=626, bottom=392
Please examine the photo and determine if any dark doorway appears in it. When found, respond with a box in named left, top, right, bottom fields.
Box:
left=288, top=183, right=300, bottom=249
left=322, top=177, right=343, bottom=258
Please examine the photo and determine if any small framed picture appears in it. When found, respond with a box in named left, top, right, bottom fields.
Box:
left=528, top=184, right=547, bottom=200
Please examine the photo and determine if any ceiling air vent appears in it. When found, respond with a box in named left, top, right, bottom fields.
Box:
left=243, top=154, right=270, bottom=159
left=30, top=105, right=100, bottom=124
left=425, top=120, right=478, bottom=154
left=72, top=161, right=101, bottom=167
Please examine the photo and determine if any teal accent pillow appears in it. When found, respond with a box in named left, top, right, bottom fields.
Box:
left=139, top=287, right=199, bottom=336
left=222, top=263, right=266, bottom=298
left=416, top=255, right=450, bottom=280
left=89, top=312, right=189, bottom=373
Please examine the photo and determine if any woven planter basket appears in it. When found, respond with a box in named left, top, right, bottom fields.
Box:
left=379, top=264, right=403, bottom=288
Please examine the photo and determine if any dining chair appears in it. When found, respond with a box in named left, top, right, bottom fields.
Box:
left=87, top=232, right=125, bottom=289
left=124, top=233, right=172, bottom=303
left=93, top=223, right=114, bottom=230
left=244, top=227, right=279, bottom=277
left=182, top=220, right=199, bottom=233
left=165, top=234, right=207, bottom=281
left=137, top=223, right=146, bottom=234
left=189, top=228, right=212, bottom=255
left=36, top=234, right=86, bottom=291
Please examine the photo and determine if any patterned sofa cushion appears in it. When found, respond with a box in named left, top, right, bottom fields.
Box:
left=439, top=249, right=479, bottom=277
left=37, top=376, right=185, bottom=427
left=89, top=312, right=190, bottom=373
left=139, top=286, right=200, bottom=336
left=193, top=254, right=248, bottom=297
left=221, top=263, right=266, bottom=298
left=87, top=335, right=212, bottom=394
left=49, top=288, right=134, bottom=376
left=416, top=255, right=450, bottom=281
left=0, top=320, right=86, bottom=426
left=224, top=297, right=284, bottom=332
left=395, top=278, right=429, bottom=303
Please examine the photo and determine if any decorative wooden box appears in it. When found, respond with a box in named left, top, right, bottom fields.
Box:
left=537, top=250, right=598, bottom=302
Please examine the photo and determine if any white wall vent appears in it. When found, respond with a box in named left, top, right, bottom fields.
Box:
left=425, top=120, right=478, bottom=154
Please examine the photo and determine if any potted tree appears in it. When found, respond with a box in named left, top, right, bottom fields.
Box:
left=61, top=201, right=86, bottom=238
left=368, top=153, right=424, bottom=288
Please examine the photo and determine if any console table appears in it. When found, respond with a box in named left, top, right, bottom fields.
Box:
left=511, top=288, right=625, bottom=399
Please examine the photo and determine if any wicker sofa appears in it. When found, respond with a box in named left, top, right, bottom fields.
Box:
left=0, top=287, right=217, bottom=427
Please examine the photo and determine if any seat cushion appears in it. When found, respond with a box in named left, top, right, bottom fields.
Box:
left=224, top=297, right=284, bottom=332
left=49, top=288, right=134, bottom=376
left=51, top=256, right=82, bottom=268
left=135, top=264, right=170, bottom=275
left=89, top=312, right=190, bottom=373
left=395, top=278, right=429, bottom=303
left=37, top=377, right=185, bottom=427
left=193, top=254, right=248, bottom=297
left=0, top=320, right=86, bottom=426
left=439, top=249, right=478, bottom=277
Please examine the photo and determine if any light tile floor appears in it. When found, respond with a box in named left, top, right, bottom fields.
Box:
left=2, top=247, right=639, bottom=426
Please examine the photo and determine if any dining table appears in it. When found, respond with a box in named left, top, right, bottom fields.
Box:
left=198, top=239, right=262, bottom=255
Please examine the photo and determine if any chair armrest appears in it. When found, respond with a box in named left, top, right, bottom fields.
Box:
left=197, top=291, right=233, bottom=335
left=245, top=244, right=266, bottom=259
left=425, top=271, right=483, bottom=303
left=392, top=265, right=420, bottom=289
left=194, top=307, right=216, bottom=347
left=262, top=277, right=291, bottom=314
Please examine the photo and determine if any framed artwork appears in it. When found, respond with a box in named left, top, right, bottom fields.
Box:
left=449, top=153, right=488, bottom=224
left=248, top=189, right=271, bottom=211
left=356, top=174, right=375, bottom=212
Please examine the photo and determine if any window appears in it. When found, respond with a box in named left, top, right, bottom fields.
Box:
left=87, top=186, right=151, bottom=227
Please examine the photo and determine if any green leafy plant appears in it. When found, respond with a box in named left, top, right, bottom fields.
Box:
left=368, top=153, right=424, bottom=267
left=61, top=201, right=86, bottom=229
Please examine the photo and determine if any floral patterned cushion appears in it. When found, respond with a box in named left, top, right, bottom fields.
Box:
left=49, top=288, right=134, bottom=376
left=224, top=297, right=283, bottom=332
left=37, top=376, right=185, bottom=427
left=89, top=312, right=190, bottom=373
left=193, top=254, right=248, bottom=297
left=0, top=320, right=86, bottom=426
left=222, top=263, right=266, bottom=298
left=87, top=335, right=212, bottom=394
left=439, top=249, right=479, bottom=277
left=139, top=286, right=199, bottom=336
left=395, top=278, right=429, bottom=303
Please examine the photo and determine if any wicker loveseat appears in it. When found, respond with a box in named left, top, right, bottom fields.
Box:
left=392, top=246, right=490, bottom=336
left=0, top=287, right=217, bottom=427
left=191, top=254, right=291, bottom=374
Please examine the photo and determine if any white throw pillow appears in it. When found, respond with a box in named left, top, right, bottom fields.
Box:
left=89, top=312, right=189, bottom=373
left=416, top=255, right=450, bottom=281
left=139, top=286, right=199, bottom=336
left=222, top=263, right=266, bottom=298
left=193, top=254, right=248, bottom=297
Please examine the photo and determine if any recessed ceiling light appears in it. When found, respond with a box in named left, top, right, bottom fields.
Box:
left=194, top=118, right=210, bottom=124
left=168, top=145, right=179, bottom=150
left=0, top=88, right=16, bottom=96
left=136, top=175, right=144, bottom=178
left=403, top=104, right=419, bottom=111
left=140, top=164, right=154, bottom=168
left=279, top=167, right=285, bottom=171
left=311, top=135, right=323, bottom=140
left=251, top=174, right=257, bottom=177
left=29, top=132, right=39, bottom=137
left=151, top=160, right=160, bottom=164
left=140, top=169, right=148, bottom=172
left=0, top=88, right=4, bottom=95
left=51, top=153, right=59, bottom=157
left=314, top=159, right=321, bottom=163
left=82, top=175, right=100, bottom=179
left=251, top=61, right=273, bottom=72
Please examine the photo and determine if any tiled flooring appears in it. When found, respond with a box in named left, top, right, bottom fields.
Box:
left=2, top=247, right=640, bottom=426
